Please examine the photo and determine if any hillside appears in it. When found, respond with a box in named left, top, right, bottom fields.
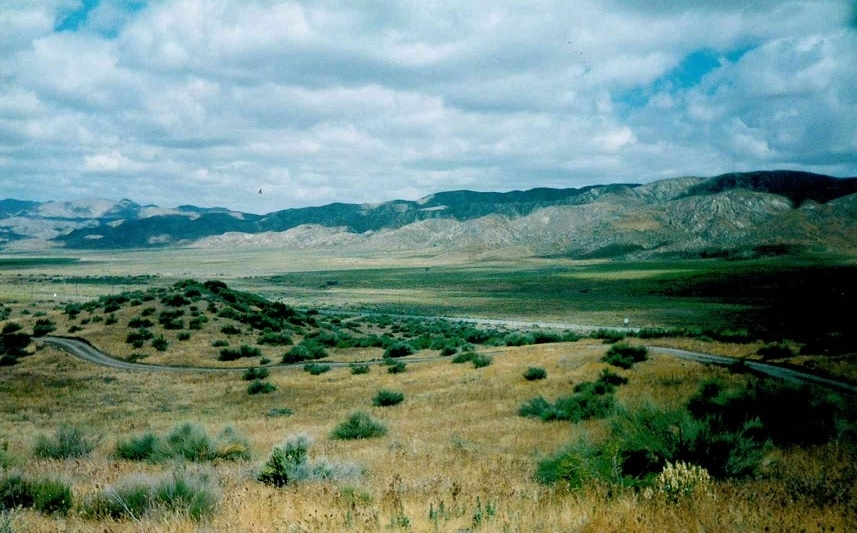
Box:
left=2, top=170, right=855, bottom=258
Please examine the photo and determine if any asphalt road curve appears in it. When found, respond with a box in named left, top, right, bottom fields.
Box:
left=41, top=335, right=857, bottom=395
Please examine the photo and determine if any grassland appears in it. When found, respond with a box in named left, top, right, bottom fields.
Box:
left=0, top=248, right=855, bottom=531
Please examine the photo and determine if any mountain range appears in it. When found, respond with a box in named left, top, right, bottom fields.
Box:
left=2, top=170, right=856, bottom=259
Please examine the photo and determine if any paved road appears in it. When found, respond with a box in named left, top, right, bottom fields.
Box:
left=41, top=335, right=856, bottom=394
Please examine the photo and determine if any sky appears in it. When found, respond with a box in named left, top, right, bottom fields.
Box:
left=1, top=0, right=855, bottom=214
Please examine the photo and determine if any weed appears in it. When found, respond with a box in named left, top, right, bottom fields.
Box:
left=331, top=412, right=388, bottom=440
left=373, top=390, right=404, bottom=407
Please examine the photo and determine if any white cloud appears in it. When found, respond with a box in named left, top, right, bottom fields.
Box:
left=0, top=0, right=854, bottom=213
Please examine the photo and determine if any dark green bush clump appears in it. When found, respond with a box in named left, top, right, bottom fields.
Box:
left=258, top=434, right=359, bottom=488
left=247, top=379, right=277, bottom=395
left=219, top=344, right=262, bottom=361
left=524, top=367, right=547, bottom=381
left=152, top=335, right=169, bottom=352
left=349, top=363, right=370, bottom=375
left=257, top=331, right=293, bottom=346
left=331, top=412, right=387, bottom=440
left=602, top=343, right=648, bottom=369
left=372, top=390, right=404, bottom=407
left=590, top=329, right=626, bottom=343
left=114, top=433, right=159, bottom=461
left=452, top=351, right=476, bottom=364
left=32, top=318, right=56, bottom=337
left=220, top=324, right=241, bottom=335
left=757, top=343, right=794, bottom=359
left=282, top=340, right=327, bottom=364
left=33, top=425, right=99, bottom=459
left=519, top=369, right=626, bottom=423
left=470, top=354, right=493, bottom=368
left=304, top=363, right=331, bottom=375
left=386, top=361, right=407, bottom=374
left=243, top=366, right=270, bottom=381
left=384, top=343, right=415, bottom=358
left=0, top=474, right=73, bottom=515
left=114, top=424, right=249, bottom=463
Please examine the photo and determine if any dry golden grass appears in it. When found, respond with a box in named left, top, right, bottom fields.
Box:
left=2, top=329, right=855, bottom=532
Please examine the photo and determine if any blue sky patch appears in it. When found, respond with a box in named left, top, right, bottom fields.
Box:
left=55, top=0, right=100, bottom=32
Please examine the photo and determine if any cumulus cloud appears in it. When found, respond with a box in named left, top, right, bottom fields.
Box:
left=0, top=0, right=854, bottom=213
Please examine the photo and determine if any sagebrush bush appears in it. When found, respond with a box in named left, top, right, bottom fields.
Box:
left=0, top=474, right=73, bottom=515
left=331, top=412, right=387, bottom=440
left=349, top=363, right=370, bottom=375
left=470, top=354, right=492, bottom=368
left=386, top=361, right=407, bottom=374
left=151, top=335, right=169, bottom=352
left=258, top=434, right=360, bottom=488
left=372, top=390, right=404, bottom=407
left=282, top=341, right=327, bottom=363
left=247, top=379, right=276, bottom=395
left=33, top=425, right=99, bottom=459
left=602, top=343, right=648, bottom=369
left=524, top=367, right=547, bottom=381
left=82, top=470, right=219, bottom=522
left=757, top=343, right=794, bottom=359
left=114, top=432, right=160, bottom=461
left=219, top=344, right=262, bottom=361
left=243, top=366, right=270, bottom=381
left=116, top=423, right=250, bottom=463
left=451, top=351, right=475, bottom=364
left=384, top=343, right=414, bottom=358
left=304, top=363, right=331, bottom=375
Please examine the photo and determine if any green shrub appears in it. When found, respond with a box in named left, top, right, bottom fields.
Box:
left=243, top=366, right=270, bottom=381
left=524, top=367, right=547, bottom=381
left=330, top=412, right=387, bottom=440
left=212, top=339, right=229, bottom=347
left=220, top=325, right=241, bottom=335
left=219, top=344, right=262, bottom=361
left=384, top=343, right=414, bottom=358
left=440, top=345, right=458, bottom=356
left=602, top=343, right=648, bottom=369
left=104, top=314, right=118, bottom=325
left=452, top=351, right=476, bottom=364
left=0, top=474, right=73, bottom=515
left=303, top=363, right=331, bottom=376
left=590, top=329, right=625, bottom=343
left=32, top=318, right=56, bottom=337
left=81, top=470, right=219, bottom=522
left=258, top=434, right=360, bottom=488
left=372, top=390, right=404, bottom=407
left=257, top=331, right=293, bottom=346
left=597, top=368, right=629, bottom=386
left=519, top=377, right=617, bottom=423
left=145, top=423, right=251, bottom=462
left=126, top=328, right=154, bottom=345
left=266, top=408, right=293, bottom=417
left=1, top=323, right=22, bottom=335
left=114, top=432, right=160, bottom=461
left=152, top=335, right=169, bottom=352
left=177, top=332, right=191, bottom=341
left=247, top=380, right=277, bottom=395
left=386, top=361, right=407, bottom=374
left=471, top=354, right=493, bottom=368
left=757, top=343, right=794, bottom=359
left=33, top=425, right=99, bottom=459
left=349, top=363, right=370, bottom=375
left=282, top=341, right=327, bottom=363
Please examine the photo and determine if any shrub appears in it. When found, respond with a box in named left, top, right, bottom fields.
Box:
left=258, top=434, right=360, bottom=488
left=331, top=412, right=387, bottom=440
left=212, top=339, right=229, bottom=347
left=218, top=344, right=262, bottom=361
left=372, top=390, right=404, bottom=407
left=266, top=408, right=293, bottom=417
left=519, top=377, right=616, bottom=423
left=384, top=343, right=414, bottom=358
left=243, top=366, right=270, bottom=381
left=144, top=423, right=251, bottom=462
left=757, top=343, right=794, bottom=359
left=81, top=470, right=219, bottom=522
left=597, top=368, right=629, bottom=386
left=644, top=461, right=712, bottom=501
left=104, top=314, right=118, bottom=325
left=32, top=318, right=56, bottom=337
left=220, top=325, right=241, bottom=335
left=602, top=343, right=648, bottom=369
left=440, top=345, right=458, bottom=356
left=247, top=380, right=276, bottom=395
left=177, top=332, right=191, bottom=341
left=349, top=363, right=370, bottom=375
left=152, top=335, right=169, bottom=352
left=257, top=331, right=293, bottom=346
left=282, top=341, right=327, bottom=363
left=452, top=351, right=476, bottom=364
left=471, top=354, right=493, bottom=368
left=1, top=323, right=22, bottom=335
left=590, top=329, right=625, bottom=343
left=303, top=363, right=331, bottom=376
left=524, top=367, right=547, bottom=381
left=114, top=433, right=160, bottom=461
left=34, top=425, right=99, bottom=459
left=386, top=361, right=407, bottom=374
left=0, top=474, right=73, bottom=515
